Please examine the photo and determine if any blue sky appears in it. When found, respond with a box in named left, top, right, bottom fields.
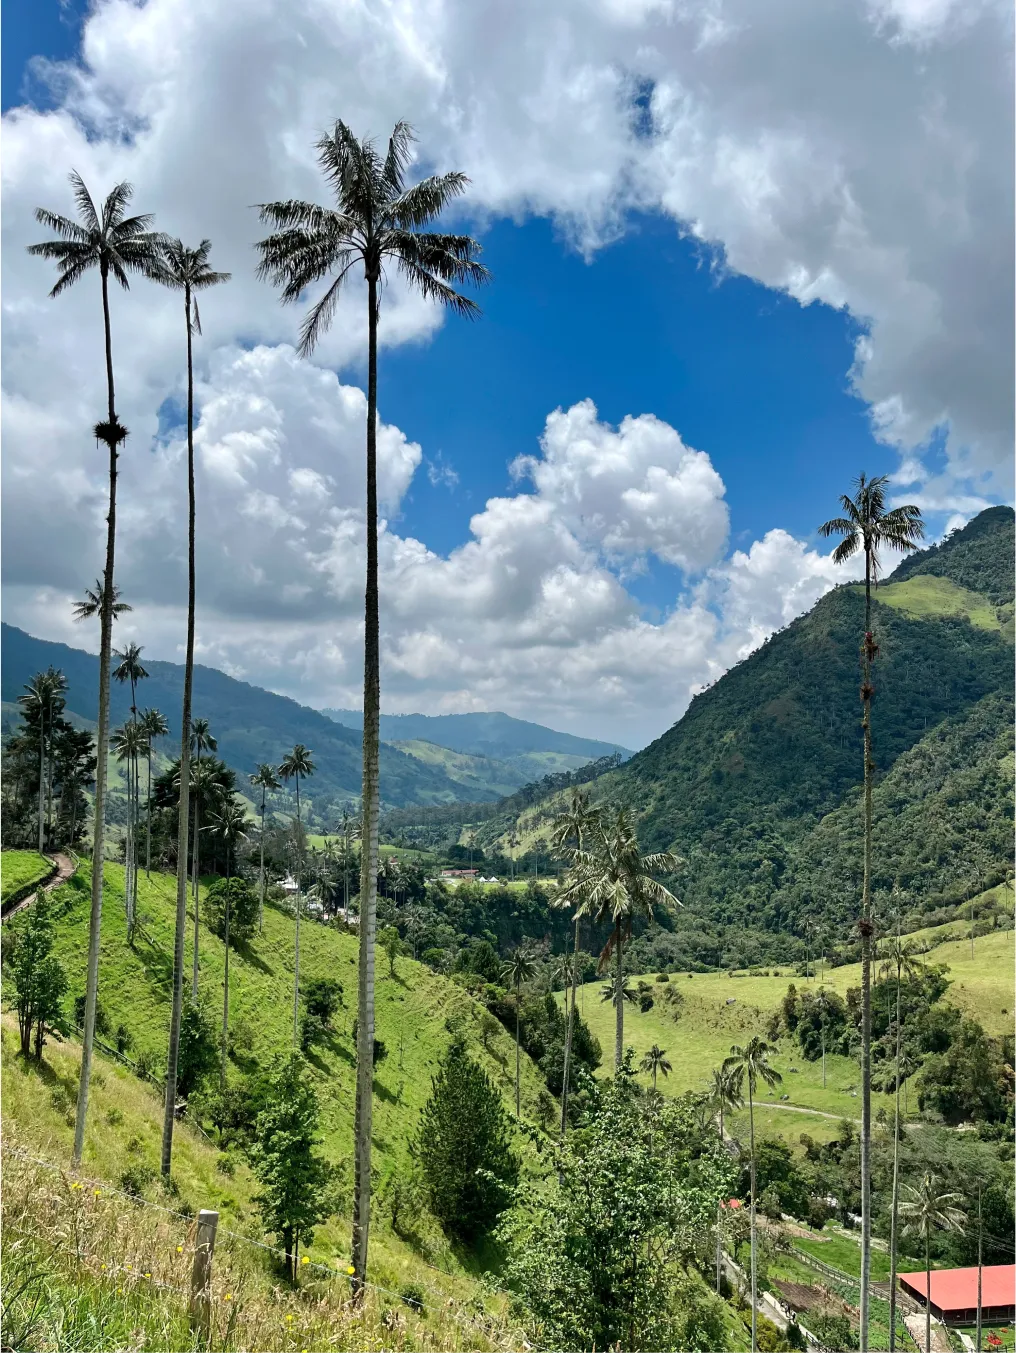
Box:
left=2, top=0, right=1008, bottom=742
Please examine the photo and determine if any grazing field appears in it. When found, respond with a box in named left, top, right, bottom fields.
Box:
left=1, top=849, right=52, bottom=902
left=861, top=575, right=1004, bottom=630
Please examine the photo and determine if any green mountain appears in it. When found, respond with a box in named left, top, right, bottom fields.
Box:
left=322, top=708, right=630, bottom=762
left=0, top=624, right=492, bottom=817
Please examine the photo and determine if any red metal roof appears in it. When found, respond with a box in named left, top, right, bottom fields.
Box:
left=899, top=1265, right=1016, bottom=1313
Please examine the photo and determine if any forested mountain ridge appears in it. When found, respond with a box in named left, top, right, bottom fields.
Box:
left=323, top=708, right=631, bottom=761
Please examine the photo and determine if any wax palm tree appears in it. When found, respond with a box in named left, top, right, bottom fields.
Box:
left=156, top=239, right=230, bottom=1178
left=139, top=709, right=168, bottom=878
left=880, top=935, right=925, bottom=1351
left=900, top=1172, right=965, bottom=1353
left=600, top=978, right=638, bottom=1007
left=501, top=947, right=537, bottom=1118
left=640, top=1043, right=672, bottom=1092
left=550, top=788, right=602, bottom=1138
left=110, top=722, right=147, bottom=942
left=723, top=1038, right=781, bottom=1353
left=189, top=719, right=217, bottom=999
left=256, top=120, right=487, bottom=1294
left=279, top=745, right=315, bottom=1045
left=209, top=801, right=249, bottom=1090
left=820, top=473, right=924, bottom=1346
left=18, top=669, right=68, bottom=853
left=30, top=174, right=163, bottom=1166
left=508, top=829, right=519, bottom=882
left=113, top=644, right=149, bottom=932
left=560, top=807, right=681, bottom=1071
left=707, top=1065, right=745, bottom=1293
left=250, top=764, right=281, bottom=934
left=72, top=579, right=132, bottom=625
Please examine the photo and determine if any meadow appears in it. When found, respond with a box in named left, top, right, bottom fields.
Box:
left=1, top=849, right=52, bottom=903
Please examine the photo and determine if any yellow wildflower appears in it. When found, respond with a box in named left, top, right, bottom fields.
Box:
left=301, top=1255, right=309, bottom=1265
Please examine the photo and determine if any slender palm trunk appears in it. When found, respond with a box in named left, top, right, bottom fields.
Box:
left=924, top=1232, right=931, bottom=1353
left=749, top=1086, right=758, bottom=1353
left=37, top=709, right=46, bottom=854
left=976, top=1187, right=983, bottom=1353
left=146, top=746, right=153, bottom=877
left=46, top=715, right=55, bottom=846
left=74, top=261, right=118, bottom=1166
left=293, top=777, right=302, bottom=1046
left=258, top=787, right=266, bottom=933
left=614, top=919, right=623, bottom=1072
left=716, top=1103, right=725, bottom=1294
left=221, top=848, right=231, bottom=1089
left=859, top=557, right=874, bottom=1350
left=515, top=987, right=521, bottom=1117
left=889, top=968, right=903, bottom=1350
left=560, top=917, right=579, bottom=1139
left=352, top=273, right=380, bottom=1297
left=162, top=287, right=197, bottom=1177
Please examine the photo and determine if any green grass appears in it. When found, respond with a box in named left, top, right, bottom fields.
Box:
left=391, top=740, right=522, bottom=798
left=863, top=575, right=1003, bottom=631
left=13, top=860, right=550, bottom=1286
left=1, top=849, right=52, bottom=902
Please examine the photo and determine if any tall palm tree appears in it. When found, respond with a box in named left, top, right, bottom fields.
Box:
left=139, top=709, right=168, bottom=878
left=880, top=935, right=925, bottom=1352
left=279, top=744, right=315, bottom=1045
left=30, top=173, right=163, bottom=1167
left=209, top=801, right=249, bottom=1091
left=501, top=947, right=536, bottom=1118
left=819, top=473, right=924, bottom=1346
left=723, top=1038, right=782, bottom=1353
left=640, top=1043, right=672, bottom=1092
left=113, top=644, right=149, bottom=933
left=189, top=719, right=217, bottom=998
left=250, top=764, right=281, bottom=933
left=707, top=1065, right=745, bottom=1293
left=72, top=579, right=133, bottom=626
left=256, top=120, right=487, bottom=1295
left=560, top=807, right=681, bottom=1071
left=550, top=788, right=602, bottom=1138
left=110, top=722, right=147, bottom=942
left=18, top=670, right=68, bottom=853
left=157, top=238, right=230, bottom=1179
left=899, top=1173, right=965, bottom=1353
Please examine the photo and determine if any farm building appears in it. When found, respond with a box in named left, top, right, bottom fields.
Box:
left=899, top=1266, right=1016, bottom=1325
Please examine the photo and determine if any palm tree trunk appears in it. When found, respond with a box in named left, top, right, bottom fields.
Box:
left=221, top=849, right=231, bottom=1089
left=293, top=777, right=302, bottom=1046
left=889, top=970, right=903, bottom=1351
left=749, top=1086, right=758, bottom=1353
left=258, top=787, right=266, bottom=933
left=146, top=746, right=153, bottom=877
left=925, top=1231, right=931, bottom=1353
left=73, top=260, right=119, bottom=1167
left=192, top=771, right=201, bottom=999
left=352, top=273, right=380, bottom=1298
left=162, top=285, right=197, bottom=1177
left=37, top=707, right=46, bottom=854
left=560, top=917, right=579, bottom=1139
left=515, top=989, right=522, bottom=1117
left=716, top=1103, right=724, bottom=1295
left=859, top=555, right=874, bottom=1351
left=976, top=1186, right=983, bottom=1353
left=614, top=919, right=623, bottom=1072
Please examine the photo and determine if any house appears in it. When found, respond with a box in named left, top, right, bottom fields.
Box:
left=439, top=868, right=479, bottom=879
left=899, top=1266, right=1016, bottom=1326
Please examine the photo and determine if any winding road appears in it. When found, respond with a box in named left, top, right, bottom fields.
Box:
left=1, top=852, right=77, bottom=921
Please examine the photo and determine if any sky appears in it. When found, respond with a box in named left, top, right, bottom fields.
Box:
left=1, top=0, right=1012, bottom=748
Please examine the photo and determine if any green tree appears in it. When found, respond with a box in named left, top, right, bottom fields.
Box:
left=820, top=472, right=924, bottom=1348
left=138, top=708, right=168, bottom=878
left=110, top=718, right=146, bottom=943
left=550, top=787, right=602, bottom=1139
left=723, top=1037, right=782, bottom=1353
left=249, top=763, right=281, bottom=933
left=29, top=174, right=163, bottom=1165
left=113, top=643, right=149, bottom=937
left=415, top=1039, right=518, bottom=1242
left=204, top=877, right=259, bottom=944
left=2, top=898, right=69, bottom=1060
left=279, top=744, right=314, bottom=1046
left=560, top=807, right=681, bottom=1071
left=899, top=1172, right=965, bottom=1353
left=208, top=801, right=249, bottom=1088
left=379, top=925, right=402, bottom=979
left=256, top=119, right=487, bottom=1294
left=501, top=947, right=537, bottom=1117
left=707, top=1064, right=745, bottom=1293
left=177, top=999, right=218, bottom=1100
left=640, top=1043, right=672, bottom=1092
left=251, top=1052, right=333, bottom=1280
left=17, top=669, right=69, bottom=853
left=188, top=718, right=218, bottom=999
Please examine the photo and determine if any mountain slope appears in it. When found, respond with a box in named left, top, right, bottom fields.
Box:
left=0, top=624, right=486, bottom=815
left=323, top=707, right=631, bottom=761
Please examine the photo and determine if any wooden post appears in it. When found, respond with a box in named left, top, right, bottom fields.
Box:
left=188, top=1209, right=219, bottom=1344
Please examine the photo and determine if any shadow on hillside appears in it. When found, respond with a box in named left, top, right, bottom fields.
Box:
left=233, top=939, right=273, bottom=975
left=372, top=1078, right=399, bottom=1104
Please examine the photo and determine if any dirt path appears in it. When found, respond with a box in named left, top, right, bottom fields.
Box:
left=2, top=852, right=77, bottom=921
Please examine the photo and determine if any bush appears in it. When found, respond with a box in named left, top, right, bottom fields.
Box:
left=114, top=1022, right=133, bottom=1056
left=133, top=1048, right=157, bottom=1081
left=380, top=1165, right=425, bottom=1240
left=655, top=972, right=669, bottom=983
left=399, top=1283, right=425, bottom=1314
left=807, top=1312, right=858, bottom=1350
left=303, top=978, right=342, bottom=1026
left=203, top=877, right=259, bottom=944
left=119, top=1164, right=156, bottom=1199
left=178, top=1000, right=218, bottom=1097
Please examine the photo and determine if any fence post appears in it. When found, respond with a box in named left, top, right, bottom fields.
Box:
left=188, top=1209, right=219, bottom=1344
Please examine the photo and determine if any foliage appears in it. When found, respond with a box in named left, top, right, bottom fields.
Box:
left=2, top=897, right=70, bottom=1058
left=415, top=1038, right=519, bottom=1242
left=177, top=999, right=218, bottom=1098
left=805, top=1312, right=857, bottom=1351
left=746, top=1138, right=811, bottom=1221
left=203, top=876, right=259, bottom=943
left=918, top=1018, right=1014, bottom=1124
left=0, top=851, right=53, bottom=903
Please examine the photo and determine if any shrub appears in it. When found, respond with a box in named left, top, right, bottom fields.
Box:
left=133, top=1048, right=157, bottom=1081
left=399, top=1283, right=425, bottom=1314
left=655, top=972, right=669, bottom=983
left=119, top=1164, right=156, bottom=1199
left=807, top=1312, right=858, bottom=1350
left=302, top=978, right=342, bottom=1026
left=203, top=877, right=259, bottom=944
left=178, top=1000, right=217, bottom=1098
left=114, top=1022, right=134, bottom=1056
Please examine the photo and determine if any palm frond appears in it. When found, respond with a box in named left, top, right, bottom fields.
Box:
left=389, top=172, right=469, bottom=229
left=831, top=535, right=861, bottom=566
left=382, top=120, right=415, bottom=196
left=30, top=209, right=93, bottom=245
left=49, top=255, right=99, bottom=298
left=112, top=211, right=157, bottom=240
left=100, top=180, right=135, bottom=230
left=817, top=516, right=856, bottom=540
left=394, top=258, right=482, bottom=318
left=68, top=170, right=101, bottom=233
left=257, top=199, right=353, bottom=235
left=296, top=257, right=357, bottom=356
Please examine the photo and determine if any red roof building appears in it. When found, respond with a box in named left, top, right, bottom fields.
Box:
left=899, top=1266, right=1016, bottom=1325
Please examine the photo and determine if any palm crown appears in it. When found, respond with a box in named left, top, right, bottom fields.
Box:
left=562, top=807, right=682, bottom=930
left=157, top=238, right=230, bottom=333
left=501, top=948, right=536, bottom=991
left=190, top=719, right=218, bottom=757
left=255, top=120, right=489, bottom=356
left=250, top=763, right=281, bottom=794
left=640, top=1044, right=672, bottom=1080
left=73, top=580, right=132, bottom=624
left=139, top=708, right=170, bottom=742
left=723, top=1037, right=782, bottom=1098
left=279, top=744, right=315, bottom=783
left=113, top=643, right=149, bottom=710
left=28, top=172, right=164, bottom=298
left=818, top=472, right=924, bottom=583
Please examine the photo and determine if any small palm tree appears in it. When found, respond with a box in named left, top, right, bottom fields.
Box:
left=18, top=669, right=68, bottom=853
left=640, top=1043, right=672, bottom=1093
left=560, top=807, right=681, bottom=1071
left=501, top=947, right=537, bottom=1117
left=723, top=1038, right=782, bottom=1353
left=899, top=1172, right=965, bottom=1353
left=820, top=473, right=924, bottom=1348
left=600, top=978, right=638, bottom=1007
left=189, top=719, right=218, bottom=999
left=138, top=709, right=168, bottom=878
left=156, top=237, right=229, bottom=1178
left=29, top=174, right=163, bottom=1167
left=250, top=764, right=281, bottom=933
left=279, top=744, right=315, bottom=1044
left=550, top=788, right=602, bottom=1138
left=209, top=801, right=249, bottom=1090
left=113, top=645, right=149, bottom=950
left=72, top=579, right=132, bottom=625
left=707, top=1065, right=745, bottom=1293
left=257, top=120, right=487, bottom=1295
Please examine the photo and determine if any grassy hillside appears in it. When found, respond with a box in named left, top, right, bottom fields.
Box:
left=393, top=740, right=523, bottom=799
left=860, top=574, right=1003, bottom=630
left=890, top=504, right=1015, bottom=605
left=1, top=849, right=51, bottom=903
